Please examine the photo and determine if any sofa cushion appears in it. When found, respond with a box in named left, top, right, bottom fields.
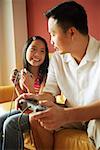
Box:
left=24, top=131, right=36, bottom=150
left=0, top=85, right=17, bottom=103
left=24, top=128, right=96, bottom=150
left=54, top=129, right=95, bottom=150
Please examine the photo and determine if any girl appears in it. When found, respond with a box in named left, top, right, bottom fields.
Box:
left=11, top=35, right=49, bottom=96
left=0, top=36, right=49, bottom=150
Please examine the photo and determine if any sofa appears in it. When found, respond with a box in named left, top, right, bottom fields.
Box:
left=0, top=85, right=96, bottom=150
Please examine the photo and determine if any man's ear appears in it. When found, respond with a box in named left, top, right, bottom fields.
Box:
left=68, top=27, right=76, bottom=36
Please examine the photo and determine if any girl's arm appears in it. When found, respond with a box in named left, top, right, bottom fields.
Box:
left=10, top=69, right=26, bottom=96
left=22, top=73, right=35, bottom=94
left=39, top=76, right=46, bottom=94
left=14, top=82, right=26, bottom=96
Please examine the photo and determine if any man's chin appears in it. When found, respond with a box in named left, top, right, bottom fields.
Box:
left=54, top=47, right=64, bottom=54
left=55, top=48, right=61, bottom=52
left=56, top=49, right=64, bottom=54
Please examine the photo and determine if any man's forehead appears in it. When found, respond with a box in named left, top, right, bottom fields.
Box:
left=48, top=17, right=58, bottom=32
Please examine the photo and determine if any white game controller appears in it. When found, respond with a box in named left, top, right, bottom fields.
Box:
left=18, top=98, right=47, bottom=112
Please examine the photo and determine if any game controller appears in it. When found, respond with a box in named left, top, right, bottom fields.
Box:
left=13, top=69, right=21, bottom=85
left=18, top=98, right=47, bottom=112
left=13, top=68, right=28, bottom=84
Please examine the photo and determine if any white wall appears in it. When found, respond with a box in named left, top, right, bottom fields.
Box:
left=0, top=0, right=28, bottom=85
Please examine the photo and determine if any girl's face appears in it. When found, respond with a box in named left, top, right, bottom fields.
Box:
left=26, top=39, right=46, bottom=67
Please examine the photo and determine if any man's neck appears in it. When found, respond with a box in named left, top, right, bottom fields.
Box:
left=72, top=35, right=89, bottom=64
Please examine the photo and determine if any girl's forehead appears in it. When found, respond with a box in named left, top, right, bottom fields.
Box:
left=31, top=40, right=45, bottom=47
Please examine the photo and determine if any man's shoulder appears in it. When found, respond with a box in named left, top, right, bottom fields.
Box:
left=90, top=36, right=100, bottom=46
left=88, top=36, right=100, bottom=55
left=49, top=51, right=64, bottom=67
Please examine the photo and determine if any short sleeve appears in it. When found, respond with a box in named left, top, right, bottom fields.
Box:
left=43, top=56, right=61, bottom=96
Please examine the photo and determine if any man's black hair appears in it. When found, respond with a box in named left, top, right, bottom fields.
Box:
left=45, top=1, right=88, bottom=35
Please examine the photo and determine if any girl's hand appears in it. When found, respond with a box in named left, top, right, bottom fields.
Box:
left=20, top=69, right=34, bottom=92
left=15, top=93, right=37, bottom=110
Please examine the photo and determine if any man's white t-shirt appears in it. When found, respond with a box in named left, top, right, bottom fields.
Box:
left=44, top=36, right=100, bottom=107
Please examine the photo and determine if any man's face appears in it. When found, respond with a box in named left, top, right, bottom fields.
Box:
left=48, top=17, right=72, bottom=54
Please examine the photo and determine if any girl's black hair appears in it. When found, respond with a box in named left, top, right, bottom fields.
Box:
left=23, top=36, right=49, bottom=83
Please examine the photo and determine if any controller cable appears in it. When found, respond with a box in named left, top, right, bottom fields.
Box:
left=4, top=72, right=33, bottom=149
left=7, top=72, right=20, bottom=117
left=18, top=106, right=32, bottom=150
left=10, top=72, right=34, bottom=149
left=2, top=72, right=22, bottom=149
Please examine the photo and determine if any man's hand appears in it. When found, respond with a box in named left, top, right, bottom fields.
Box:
left=30, top=100, right=66, bottom=130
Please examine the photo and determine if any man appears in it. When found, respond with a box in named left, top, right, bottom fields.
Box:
left=6, top=1, right=100, bottom=150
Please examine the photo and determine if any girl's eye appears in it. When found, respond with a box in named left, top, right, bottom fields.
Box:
left=30, top=47, right=37, bottom=52
left=41, top=49, right=45, bottom=53
left=33, top=48, right=37, bottom=51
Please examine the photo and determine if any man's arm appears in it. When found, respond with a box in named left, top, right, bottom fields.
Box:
left=29, top=99, right=100, bottom=130
left=65, top=100, right=100, bottom=123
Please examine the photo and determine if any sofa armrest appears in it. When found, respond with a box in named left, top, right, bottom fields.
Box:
left=0, top=85, right=17, bottom=103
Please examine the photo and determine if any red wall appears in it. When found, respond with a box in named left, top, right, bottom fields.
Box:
left=26, top=0, right=100, bottom=52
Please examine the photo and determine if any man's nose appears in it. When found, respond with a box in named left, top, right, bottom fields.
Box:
left=50, top=38, right=54, bottom=45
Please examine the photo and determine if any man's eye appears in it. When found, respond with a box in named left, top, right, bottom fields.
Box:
left=50, top=32, right=55, bottom=37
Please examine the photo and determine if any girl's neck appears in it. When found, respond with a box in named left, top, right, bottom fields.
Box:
left=29, top=66, right=39, bottom=77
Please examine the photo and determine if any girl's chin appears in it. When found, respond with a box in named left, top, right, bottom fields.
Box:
left=31, top=63, right=40, bottom=67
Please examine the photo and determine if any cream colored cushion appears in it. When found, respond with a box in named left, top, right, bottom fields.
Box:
left=54, top=129, right=95, bottom=150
